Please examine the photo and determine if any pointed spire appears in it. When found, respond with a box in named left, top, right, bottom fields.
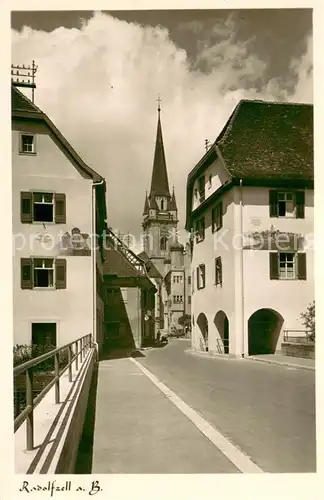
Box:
left=143, top=191, right=149, bottom=215
left=149, top=98, right=171, bottom=198
left=169, top=185, right=177, bottom=211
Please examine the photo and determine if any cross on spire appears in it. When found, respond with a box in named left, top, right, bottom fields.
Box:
left=157, top=94, right=162, bottom=113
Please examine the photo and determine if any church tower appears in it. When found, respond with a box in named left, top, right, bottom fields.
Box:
left=142, top=101, right=178, bottom=276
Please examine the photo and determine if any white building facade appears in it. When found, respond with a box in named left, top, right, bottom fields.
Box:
left=186, top=99, right=314, bottom=357
left=12, top=86, right=107, bottom=349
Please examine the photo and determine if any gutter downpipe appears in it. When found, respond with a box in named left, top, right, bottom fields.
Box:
left=239, top=179, right=245, bottom=358
left=92, top=179, right=105, bottom=355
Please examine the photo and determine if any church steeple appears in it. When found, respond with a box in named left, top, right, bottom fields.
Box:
left=149, top=99, right=171, bottom=198
left=143, top=191, right=149, bottom=216
left=168, top=186, right=177, bottom=211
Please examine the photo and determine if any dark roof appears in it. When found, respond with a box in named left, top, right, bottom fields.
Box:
left=11, top=86, right=103, bottom=183
left=143, top=192, right=149, bottom=215
left=12, top=86, right=42, bottom=114
left=217, top=100, right=313, bottom=181
left=137, top=251, right=163, bottom=279
left=168, top=187, right=177, bottom=211
left=149, top=111, right=171, bottom=197
left=103, top=245, right=141, bottom=278
left=185, top=99, right=313, bottom=230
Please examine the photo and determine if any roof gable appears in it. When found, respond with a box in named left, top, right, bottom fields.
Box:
left=11, top=86, right=103, bottom=182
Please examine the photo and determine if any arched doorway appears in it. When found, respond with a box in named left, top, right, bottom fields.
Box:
left=197, top=313, right=208, bottom=351
left=248, top=308, right=284, bottom=355
left=214, top=311, right=229, bottom=354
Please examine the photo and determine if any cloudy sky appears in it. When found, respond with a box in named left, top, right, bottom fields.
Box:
left=11, top=9, right=313, bottom=247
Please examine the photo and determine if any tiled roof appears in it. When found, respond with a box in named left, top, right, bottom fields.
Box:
left=103, top=245, right=141, bottom=278
left=216, top=100, right=313, bottom=181
left=12, top=86, right=42, bottom=113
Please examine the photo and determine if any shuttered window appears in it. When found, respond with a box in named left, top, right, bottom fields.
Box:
left=215, top=257, right=222, bottom=285
left=20, top=191, right=66, bottom=224
left=270, top=252, right=307, bottom=280
left=20, top=258, right=67, bottom=289
left=269, top=190, right=305, bottom=219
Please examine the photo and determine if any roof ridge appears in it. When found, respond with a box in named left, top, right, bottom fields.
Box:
left=240, top=98, right=312, bottom=107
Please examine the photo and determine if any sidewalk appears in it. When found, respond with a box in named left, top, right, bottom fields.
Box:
left=245, top=353, right=315, bottom=371
left=91, top=356, right=239, bottom=473
left=187, top=348, right=315, bottom=371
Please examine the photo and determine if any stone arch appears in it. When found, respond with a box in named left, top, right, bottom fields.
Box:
left=197, top=312, right=208, bottom=351
left=248, top=308, right=284, bottom=355
left=214, top=310, right=229, bottom=354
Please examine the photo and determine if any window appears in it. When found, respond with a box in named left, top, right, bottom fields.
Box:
left=197, top=264, right=206, bottom=289
left=173, top=295, right=183, bottom=304
left=195, top=217, right=205, bottom=243
left=269, top=190, right=305, bottom=219
left=188, top=276, right=191, bottom=285
left=269, top=252, right=306, bottom=280
left=161, top=199, right=164, bottom=210
left=198, top=176, right=205, bottom=203
left=212, top=202, right=223, bottom=232
left=34, top=258, right=54, bottom=288
left=21, top=192, right=66, bottom=224
left=160, top=236, right=167, bottom=251
left=188, top=296, right=191, bottom=305
left=215, top=257, right=222, bottom=285
left=208, top=175, right=212, bottom=189
left=194, top=188, right=198, bottom=199
left=21, top=258, right=67, bottom=289
left=20, top=134, right=35, bottom=154
left=32, top=323, right=56, bottom=347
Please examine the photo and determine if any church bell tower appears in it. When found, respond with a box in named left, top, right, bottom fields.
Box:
left=142, top=98, right=178, bottom=276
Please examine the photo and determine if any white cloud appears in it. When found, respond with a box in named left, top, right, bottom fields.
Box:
left=11, top=12, right=313, bottom=244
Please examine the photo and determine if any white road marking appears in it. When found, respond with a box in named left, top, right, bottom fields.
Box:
left=130, top=357, right=264, bottom=474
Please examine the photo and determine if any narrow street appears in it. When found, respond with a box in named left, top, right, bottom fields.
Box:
left=137, top=340, right=316, bottom=473
left=80, top=339, right=316, bottom=474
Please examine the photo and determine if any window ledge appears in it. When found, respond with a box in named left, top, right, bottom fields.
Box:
left=19, top=152, right=37, bottom=156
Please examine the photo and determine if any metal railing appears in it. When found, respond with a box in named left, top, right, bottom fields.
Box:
left=14, top=334, right=93, bottom=451
left=105, top=227, right=146, bottom=275
left=283, top=329, right=314, bottom=343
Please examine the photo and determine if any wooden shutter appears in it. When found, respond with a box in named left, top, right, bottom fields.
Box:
left=21, top=258, right=32, bottom=289
left=269, top=252, right=279, bottom=280
left=269, top=190, right=278, bottom=217
left=55, top=193, right=66, bottom=224
left=20, top=192, right=33, bottom=223
left=55, top=259, right=67, bottom=289
left=297, top=253, right=307, bottom=280
left=201, top=264, right=206, bottom=288
left=295, top=191, right=305, bottom=219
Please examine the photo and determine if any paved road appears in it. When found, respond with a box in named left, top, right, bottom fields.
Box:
left=138, top=340, right=316, bottom=473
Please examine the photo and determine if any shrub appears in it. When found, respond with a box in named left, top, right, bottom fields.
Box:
left=300, top=301, right=315, bottom=342
left=13, top=344, right=69, bottom=371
